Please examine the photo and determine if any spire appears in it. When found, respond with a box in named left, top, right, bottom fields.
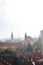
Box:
left=11, top=32, right=13, bottom=40
left=25, top=33, right=27, bottom=39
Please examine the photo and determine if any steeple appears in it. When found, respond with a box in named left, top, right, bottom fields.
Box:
left=25, top=33, right=27, bottom=39
left=11, top=32, right=13, bottom=40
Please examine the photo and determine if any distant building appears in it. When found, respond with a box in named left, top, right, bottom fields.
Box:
left=25, top=36, right=33, bottom=43
left=0, top=41, right=22, bottom=51
left=0, top=32, right=22, bottom=52
left=39, top=30, right=43, bottom=51
left=22, top=33, right=34, bottom=48
left=0, top=31, right=43, bottom=52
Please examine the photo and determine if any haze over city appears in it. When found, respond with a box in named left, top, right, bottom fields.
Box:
left=0, top=0, right=43, bottom=39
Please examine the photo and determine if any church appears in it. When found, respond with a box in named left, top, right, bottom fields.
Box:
left=0, top=32, right=22, bottom=52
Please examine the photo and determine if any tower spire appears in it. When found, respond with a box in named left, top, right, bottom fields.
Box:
left=25, top=33, right=27, bottom=39
left=11, top=32, right=13, bottom=40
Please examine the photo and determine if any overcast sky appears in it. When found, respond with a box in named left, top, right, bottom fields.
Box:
left=0, top=0, right=43, bottom=39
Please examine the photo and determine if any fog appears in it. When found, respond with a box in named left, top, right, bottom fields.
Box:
left=0, top=0, right=43, bottom=39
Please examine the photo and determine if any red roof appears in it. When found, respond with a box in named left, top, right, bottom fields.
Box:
left=26, top=36, right=33, bottom=42
left=0, top=41, right=22, bottom=47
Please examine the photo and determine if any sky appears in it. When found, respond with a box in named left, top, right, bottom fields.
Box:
left=0, top=0, right=43, bottom=39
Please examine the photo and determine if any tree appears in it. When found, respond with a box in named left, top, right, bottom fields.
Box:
left=26, top=42, right=33, bottom=52
left=33, top=40, right=42, bottom=52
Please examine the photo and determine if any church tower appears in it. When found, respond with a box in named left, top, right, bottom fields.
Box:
left=25, top=33, right=27, bottom=39
left=11, top=32, right=13, bottom=40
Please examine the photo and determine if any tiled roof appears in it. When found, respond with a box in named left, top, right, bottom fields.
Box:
left=25, top=36, right=33, bottom=42
left=0, top=41, right=22, bottom=47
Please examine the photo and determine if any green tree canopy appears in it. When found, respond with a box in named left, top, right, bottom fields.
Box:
left=26, top=42, right=33, bottom=52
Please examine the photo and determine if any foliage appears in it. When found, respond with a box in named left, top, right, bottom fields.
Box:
left=26, top=42, right=33, bottom=51
left=33, top=40, right=42, bottom=52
